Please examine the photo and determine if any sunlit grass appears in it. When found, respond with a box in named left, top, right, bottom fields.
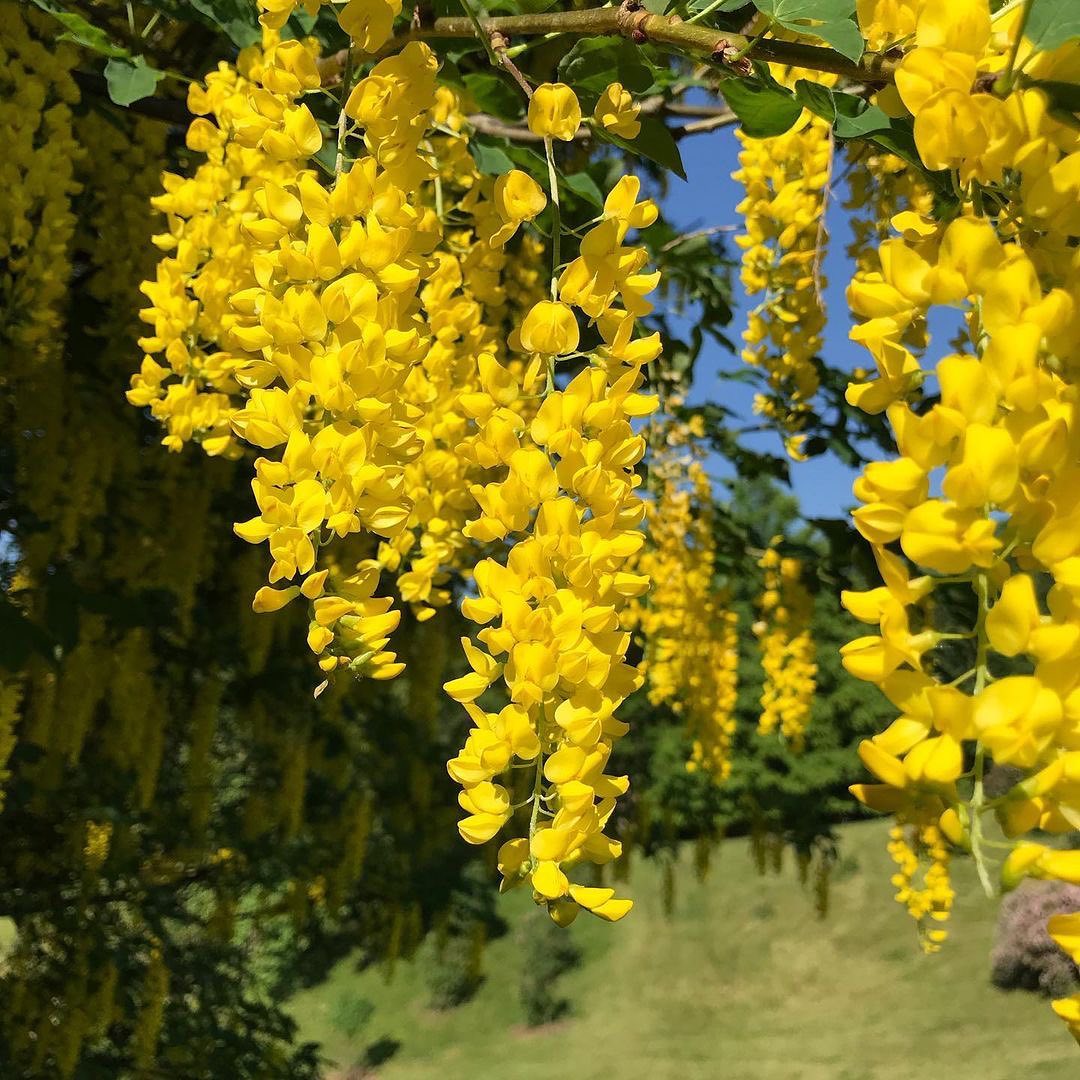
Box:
left=290, top=820, right=1077, bottom=1079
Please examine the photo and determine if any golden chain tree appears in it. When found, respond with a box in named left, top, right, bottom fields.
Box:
left=6, top=0, right=1080, bottom=1072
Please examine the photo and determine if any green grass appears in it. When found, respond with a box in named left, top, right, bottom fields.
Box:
left=289, top=820, right=1079, bottom=1079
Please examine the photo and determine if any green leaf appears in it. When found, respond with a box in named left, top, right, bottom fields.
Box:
left=153, top=0, right=261, bottom=48
left=204, top=0, right=262, bottom=47
left=752, top=0, right=865, bottom=63
left=286, top=5, right=319, bottom=34
left=559, top=39, right=657, bottom=97
left=794, top=79, right=890, bottom=137
left=689, top=0, right=750, bottom=12
left=462, top=72, right=522, bottom=122
left=810, top=18, right=864, bottom=62
left=793, top=78, right=836, bottom=120
left=1029, top=79, right=1080, bottom=113
left=1026, top=0, right=1080, bottom=52
left=104, top=57, right=166, bottom=107
left=27, top=0, right=129, bottom=57
left=720, top=77, right=801, bottom=138
left=559, top=169, right=604, bottom=208
left=468, top=136, right=517, bottom=176
left=601, top=116, right=687, bottom=180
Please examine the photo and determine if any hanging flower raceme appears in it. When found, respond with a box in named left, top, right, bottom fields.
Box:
left=732, top=67, right=834, bottom=459
left=844, top=0, right=1080, bottom=1033
left=633, top=426, right=738, bottom=781
left=130, top=22, right=448, bottom=686
left=127, top=33, right=322, bottom=457
left=0, top=4, right=80, bottom=365
left=384, top=91, right=551, bottom=624
left=444, top=147, right=664, bottom=925
left=887, top=822, right=954, bottom=953
left=754, top=542, right=816, bottom=751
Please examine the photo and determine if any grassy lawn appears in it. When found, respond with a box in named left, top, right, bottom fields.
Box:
left=288, top=820, right=1079, bottom=1079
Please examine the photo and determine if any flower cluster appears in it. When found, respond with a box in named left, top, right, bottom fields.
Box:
left=384, top=104, right=548, bottom=623
left=732, top=68, right=833, bottom=458
left=634, top=428, right=738, bottom=781
left=130, top=27, right=451, bottom=685
left=845, top=0, right=1080, bottom=1038
left=754, top=544, right=816, bottom=751
left=127, top=35, right=320, bottom=457
left=131, top=54, right=664, bottom=922
left=443, top=79, right=661, bottom=926
left=887, top=822, right=954, bottom=953
left=0, top=5, right=80, bottom=364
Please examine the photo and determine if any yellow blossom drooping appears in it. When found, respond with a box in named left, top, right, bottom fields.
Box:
left=632, top=426, right=738, bottom=781
left=0, top=4, right=80, bottom=364
left=842, top=0, right=1080, bottom=1043
left=887, top=822, right=954, bottom=953
left=444, top=172, right=665, bottom=927
left=755, top=543, right=816, bottom=751
left=130, top=25, right=447, bottom=687
left=732, top=67, right=835, bottom=458
left=527, top=82, right=582, bottom=141
left=593, top=82, right=641, bottom=139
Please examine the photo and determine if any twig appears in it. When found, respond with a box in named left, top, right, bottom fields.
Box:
left=812, top=127, right=835, bottom=309
left=672, top=112, right=736, bottom=136
left=491, top=30, right=535, bottom=99
left=468, top=102, right=736, bottom=142
left=659, top=224, right=737, bottom=253
left=317, top=2, right=898, bottom=86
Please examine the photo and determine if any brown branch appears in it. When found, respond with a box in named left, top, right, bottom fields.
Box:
left=467, top=98, right=736, bottom=143
left=318, top=2, right=896, bottom=86
left=672, top=112, right=737, bottom=137
left=490, top=29, right=535, bottom=99
left=659, top=224, right=738, bottom=253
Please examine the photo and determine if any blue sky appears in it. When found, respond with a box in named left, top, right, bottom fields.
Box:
left=658, top=124, right=865, bottom=521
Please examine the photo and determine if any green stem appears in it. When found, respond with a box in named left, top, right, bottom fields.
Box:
left=544, top=137, right=561, bottom=302
left=731, top=21, right=771, bottom=62
left=995, top=0, right=1035, bottom=94
left=335, top=47, right=354, bottom=178
left=459, top=0, right=503, bottom=67
left=528, top=712, right=547, bottom=847
left=685, top=0, right=732, bottom=25
left=968, top=570, right=994, bottom=899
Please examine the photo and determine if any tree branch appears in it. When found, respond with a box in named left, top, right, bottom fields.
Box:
left=318, top=1, right=896, bottom=86
left=468, top=96, right=736, bottom=143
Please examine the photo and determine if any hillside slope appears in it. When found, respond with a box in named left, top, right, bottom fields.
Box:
left=289, top=820, right=1078, bottom=1080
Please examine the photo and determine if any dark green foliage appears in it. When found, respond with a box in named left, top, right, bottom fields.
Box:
left=426, top=862, right=506, bottom=1010
left=329, top=992, right=376, bottom=1042
left=427, top=932, right=485, bottom=1011
left=518, top=919, right=583, bottom=1027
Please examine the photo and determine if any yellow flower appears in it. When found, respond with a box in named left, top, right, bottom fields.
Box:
left=593, top=82, right=640, bottom=139
left=527, top=82, right=581, bottom=141
left=490, top=169, right=546, bottom=248
left=519, top=300, right=580, bottom=355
